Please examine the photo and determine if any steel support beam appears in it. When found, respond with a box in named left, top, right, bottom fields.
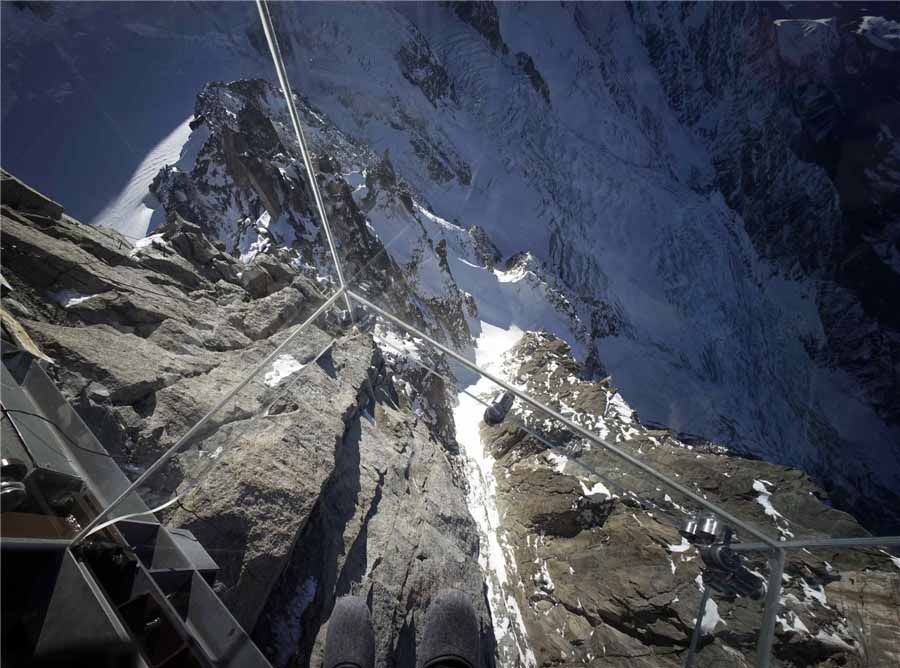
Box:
left=730, top=535, right=900, bottom=553
left=685, top=584, right=713, bottom=668
left=756, top=548, right=785, bottom=668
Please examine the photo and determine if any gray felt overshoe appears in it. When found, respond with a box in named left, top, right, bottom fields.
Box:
left=323, top=596, right=375, bottom=668
left=417, top=590, right=480, bottom=668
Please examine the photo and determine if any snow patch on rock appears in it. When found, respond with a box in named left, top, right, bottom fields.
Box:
left=857, top=16, right=900, bottom=52
left=264, top=354, right=304, bottom=387
left=49, top=289, right=97, bottom=308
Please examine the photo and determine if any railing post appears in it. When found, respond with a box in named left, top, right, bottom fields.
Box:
left=685, top=584, right=712, bottom=668
left=756, top=547, right=785, bottom=668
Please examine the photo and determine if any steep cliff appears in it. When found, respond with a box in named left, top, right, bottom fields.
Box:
left=3, top=172, right=897, bottom=668
left=2, top=2, right=899, bottom=666
left=470, top=331, right=898, bottom=666
left=3, top=1, right=897, bottom=530
left=0, top=171, right=493, bottom=668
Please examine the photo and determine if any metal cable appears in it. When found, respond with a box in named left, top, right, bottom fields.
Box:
left=255, top=0, right=353, bottom=315
left=72, top=286, right=347, bottom=544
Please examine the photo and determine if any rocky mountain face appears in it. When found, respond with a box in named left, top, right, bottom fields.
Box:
left=769, top=5, right=900, bottom=433
left=633, top=2, right=900, bottom=525
left=149, top=78, right=486, bottom=357
left=0, top=172, right=492, bottom=668
left=3, top=1, right=898, bottom=531
left=3, top=171, right=899, bottom=667
left=478, top=331, right=898, bottom=666
left=242, top=0, right=900, bottom=533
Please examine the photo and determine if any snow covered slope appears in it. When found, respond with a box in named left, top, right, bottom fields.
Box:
left=89, top=117, right=203, bottom=238
left=0, top=1, right=265, bottom=224
left=254, top=2, right=900, bottom=528
left=453, top=322, right=533, bottom=666
left=2, top=1, right=898, bottom=533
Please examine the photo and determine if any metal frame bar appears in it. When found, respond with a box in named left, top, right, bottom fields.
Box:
left=685, top=584, right=713, bottom=668
left=756, top=548, right=785, bottom=668
left=255, top=0, right=353, bottom=315
left=255, top=0, right=380, bottom=410
left=72, top=286, right=347, bottom=544
left=731, top=535, right=900, bottom=553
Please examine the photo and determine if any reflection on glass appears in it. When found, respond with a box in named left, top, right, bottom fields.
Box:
left=3, top=2, right=900, bottom=667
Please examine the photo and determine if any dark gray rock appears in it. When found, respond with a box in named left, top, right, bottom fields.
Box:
left=450, top=1, right=509, bottom=55
left=238, top=254, right=298, bottom=299
left=1, top=168, right=64, bottom=220
left=481, top=332, right=898, bottom=667
left=0, top=176, right=494, bottom=668
left=515, top=52, right=550, bottom=105
left=396, top=26, right=458, bottom=108
left=634, top=2, right=900, bottom=485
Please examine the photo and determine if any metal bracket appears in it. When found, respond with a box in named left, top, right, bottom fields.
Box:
left=756, top=548, right=785, bottom=668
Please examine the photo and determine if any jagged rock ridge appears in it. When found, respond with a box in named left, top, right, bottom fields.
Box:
left=477, top=331, right=898, bottom=667
left=0, top=171, right=494, bottom=668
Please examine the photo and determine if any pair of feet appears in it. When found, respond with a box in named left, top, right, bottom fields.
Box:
left=323, top=590, right=480, bottom=668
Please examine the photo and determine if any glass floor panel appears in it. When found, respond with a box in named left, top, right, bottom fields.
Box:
left=2, top=3, right=898, bottom=668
